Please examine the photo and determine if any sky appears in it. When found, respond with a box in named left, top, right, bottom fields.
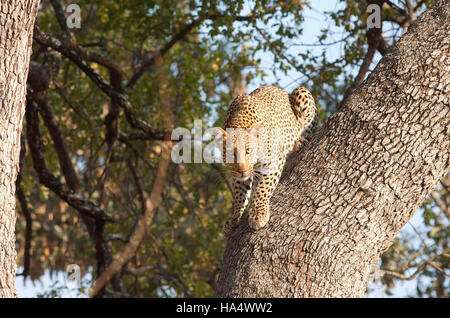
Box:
left=16, top=0, right=430, bottom=298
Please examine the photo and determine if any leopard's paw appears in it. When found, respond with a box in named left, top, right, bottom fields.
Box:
left=248, top=208, right=270, bottom=230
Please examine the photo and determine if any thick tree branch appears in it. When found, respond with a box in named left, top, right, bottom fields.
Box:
left=28, top=19, right=124, bottom=295
left=39, top=97, right=81, bottom=191
left=217, top=0, right=450, bottom=297
left=49, top=0, right=69, bottom=33
left=28, top=61, right=80, bottom=191
left=26, top=89, right=123, bottom=295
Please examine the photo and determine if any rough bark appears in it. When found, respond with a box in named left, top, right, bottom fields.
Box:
left=0, top=0, right=40, bottom=297
left=217, top=0, right=449, bottom=298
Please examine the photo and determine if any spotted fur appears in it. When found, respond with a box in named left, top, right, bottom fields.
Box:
left=220, top=85, right=317, bottom=237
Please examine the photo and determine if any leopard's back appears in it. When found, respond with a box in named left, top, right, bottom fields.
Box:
left=224, top=85, right=304, bottom=157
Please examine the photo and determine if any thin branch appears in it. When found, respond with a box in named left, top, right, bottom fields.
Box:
left=126, top=158, right=145, bottom=216
left=118, top=133, right=158, bottom=171
left=119, top=130, right=172, bottom=141
left=25, top=91, right=114, bottom=222
left=39, top=95, right=81, bottom=192
left=125, top=3, right=285, bottom=90
left=155, top=264, right=194, bottom=297
left=33, top=27, right=164, bottom=139
left=430, top=190, right=449, bottom=219
left=125, top=265, right=155, bottom=275
left=383, top=0, right=412, bottom=30
left=89, top=52, right=175, bottom=297
left=407, top=222, right=430, bottom=251
left=49, top=0, right=69, bottom=33
left=125, top=16, right=205, bottom=90
left=255, top=25, right=339, bottom=106
left=15, top=136, right=32, bottom=278
left=414, top=0, right=427, bottom=11
left=339, top=1, right=386, bottom=109
left=380, top=254, right=449, bottom=281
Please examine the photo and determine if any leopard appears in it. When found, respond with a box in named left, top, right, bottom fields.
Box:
left=215, top=85, right=317, bottom=237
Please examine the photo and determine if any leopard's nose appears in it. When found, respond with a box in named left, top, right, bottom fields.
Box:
left=232, top=169, right=252, bottom=178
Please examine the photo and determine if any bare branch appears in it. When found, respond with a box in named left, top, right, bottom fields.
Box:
left=430, top=190, right=450, bottom=219
left=254, top=25, right=339, bottom=106
left=125, top=16, right=205, bottom=90
left=39, top=97, right=81, bottom=191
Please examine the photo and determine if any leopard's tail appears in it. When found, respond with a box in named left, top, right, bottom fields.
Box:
left=289, top=86, right=318, bottom=139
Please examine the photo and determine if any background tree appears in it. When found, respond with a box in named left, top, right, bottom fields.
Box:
left=14, top=0, right=448, bottom=297
left=0, top=0, right=40, bottom=298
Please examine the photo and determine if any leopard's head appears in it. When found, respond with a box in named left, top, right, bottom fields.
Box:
left=214, top=126, right=260, bottom=181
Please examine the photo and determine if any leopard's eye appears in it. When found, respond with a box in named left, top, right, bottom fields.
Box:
left=245, top=148, right=250, bottom=155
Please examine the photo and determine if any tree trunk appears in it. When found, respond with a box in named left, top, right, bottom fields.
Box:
left=0, top=0, right=40, bottom=298
left=217, top=0, right=449, bottom=298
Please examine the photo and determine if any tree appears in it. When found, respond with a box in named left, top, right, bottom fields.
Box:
left=12, top=0, right=448, bottom=298
left=0, top=0, right=41, bottom=297
left=217, top=0, right=449, bottom=297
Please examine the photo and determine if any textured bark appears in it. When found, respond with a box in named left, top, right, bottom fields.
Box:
left=217, top=0, right=449, bottom=298
left=0, top=0, right=40, bottom=297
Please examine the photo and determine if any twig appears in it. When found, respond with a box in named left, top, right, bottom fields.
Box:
left=380, top=254, right=449, bottom=281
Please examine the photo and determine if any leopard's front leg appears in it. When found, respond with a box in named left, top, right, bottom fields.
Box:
left=223, top=177, right=253, bottom=237
left=248, top=161, right=284, bottom=230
